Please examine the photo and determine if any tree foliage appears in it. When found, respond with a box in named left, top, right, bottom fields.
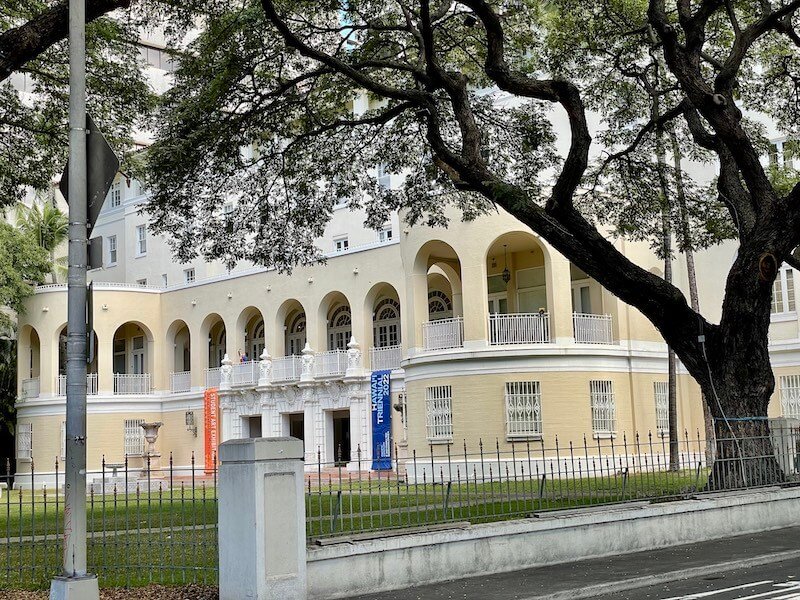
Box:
left=16, top=200, right=69, bottom=282
left=0, top=221, right=51, bottom=330
left=0, top=0, right=156, bottom=205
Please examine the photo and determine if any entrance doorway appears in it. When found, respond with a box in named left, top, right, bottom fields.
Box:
left=247, top=416, right=262, bottom=438
left=332, top=410, right=351, bottom=464
left=286, top=413, right=304, bottom=446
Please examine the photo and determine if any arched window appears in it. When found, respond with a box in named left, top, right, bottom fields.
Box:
left=248, top=321, right=265, bottom=361
left=286, top=313, right=306, bottom=356
left=427, top=290, right=452, bottom=320
left=373, top=298, right=401, bottom=347
left=328, top=305, right=352, bottom=350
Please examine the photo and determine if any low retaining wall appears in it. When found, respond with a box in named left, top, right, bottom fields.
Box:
left=306, top=487, right=800, bottom=599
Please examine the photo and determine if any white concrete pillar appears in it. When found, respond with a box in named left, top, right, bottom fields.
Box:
left=548, top=252, right=574, bottom=343
left=303, top=397, right=318, bottom=464
left=218, top=437, right=306, bottom=600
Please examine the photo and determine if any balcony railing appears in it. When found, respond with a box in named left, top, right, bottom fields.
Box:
left=573, top=313, right=614, bottom=344
left=233, top=361, right=258, bottom=386
left=170, top=371, right=192, bottom=394
left=56, top=374, right=98, bottom=396
left=205, top=367, right=221, bottom=389
left=422, top=317, right=464, bottom=351
left=113, top=373, right=152, bottom=395
left=489, top=313, right=551, bottom=345
left=272, top=355, right=303, bottom=383
left=370, top=345, right=403, bottom=371
left=315, top=350, right=347, bottom=378
left=21, top=378, right=40, bottom=400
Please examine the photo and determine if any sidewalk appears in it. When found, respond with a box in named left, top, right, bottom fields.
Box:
left=345, top=525, right=800, bottom=600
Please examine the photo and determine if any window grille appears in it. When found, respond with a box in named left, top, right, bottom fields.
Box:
left=504, top=381, right=542, bottom=438
left=124, top=419, right=145, bottom=456
left=17, top=423, right=32, bottom=460
left=425, top=385, right=453, bottom=441
left=590, top=380, right=616, bottom=435
left=780, top=374, right=800, bottom=419
left=654, top=381, right=669, bottom=435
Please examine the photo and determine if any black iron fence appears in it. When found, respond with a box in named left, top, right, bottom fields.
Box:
left=1, top=453, right=218, bottom=589
left=3, top=426, right=799, bottom=589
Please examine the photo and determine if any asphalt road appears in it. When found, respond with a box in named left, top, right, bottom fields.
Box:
left=598, top=558, right=800, bottom=600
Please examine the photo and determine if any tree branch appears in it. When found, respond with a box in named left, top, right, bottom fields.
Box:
left=0, top=0, right=132, bottom=83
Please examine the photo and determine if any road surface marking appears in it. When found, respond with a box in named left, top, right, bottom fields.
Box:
left=660, top=581, right=774, bottom=600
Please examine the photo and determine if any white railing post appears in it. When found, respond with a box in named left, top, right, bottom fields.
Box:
left=300, top=343, right=315, bottom=382
left=220, top=354, right=233, bottom=391
left=258, top=348, right=272, bottom=387
left=218, top=437, right=306, bottom=600
left=346, top=336, right=363, bottom=378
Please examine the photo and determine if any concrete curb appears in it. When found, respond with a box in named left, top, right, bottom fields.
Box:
left=528, top=549, right=800, bottom=600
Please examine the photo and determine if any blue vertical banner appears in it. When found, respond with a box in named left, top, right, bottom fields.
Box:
left=371, top=369, right=392, bottom=470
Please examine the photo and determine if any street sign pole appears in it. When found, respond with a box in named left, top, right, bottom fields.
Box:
left=51, top=0, right=98, bottom=596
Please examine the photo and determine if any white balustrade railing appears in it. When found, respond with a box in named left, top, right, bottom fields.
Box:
left=113, top=373, right=152, bottom=395
left=272, top=355, right=303, bottom=383
left=422, top=317, right=464, bottom=351
left=56, top=374, right=98, bottom=396
left=21, top=377, right=40, bottom=400
left=315, top=350, right=347, bottom=378
left=573, top=313, right=614, bottom=344
left=170, top=371, right=192, bottom=393
left=205, top=367, right=221, bottom=389
left=232, top=361, right=258, bottom=386
left=489, top=313, right=551, bottom=345
left=369, top=345, right=403, bottom=371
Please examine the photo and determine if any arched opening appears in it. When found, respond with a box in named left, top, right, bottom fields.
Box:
left=166, top=320, right=191, bottom=393
left=236, top=307, right=265, bottom=362
left=19, top=326, right=40, bottom=399
left=57, top=324, right=98, bottom=395
left=485, top=232, right=551, bottom=344
left=318, top=292, right=352, bottom=351
left=278, top=300, right=307, bottom=357
left=413, top=240, right=464, bottom=350
left=200, top=313, right=227, bottom=389
left=365, top=282, right=403, bottom=371
left=111, top=321, right=154, bottom=394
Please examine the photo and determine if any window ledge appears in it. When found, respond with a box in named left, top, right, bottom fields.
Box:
left=507, top=434, right=543, bottom=442
left=427, top=438, right=453, bottom=445
left=771, top=312, right=797, bottom=323
left=592, top=432, right=616, bottom=440
left=134, top=254, right=147, bottom=259
left=17, top=457, right=32, bottom=463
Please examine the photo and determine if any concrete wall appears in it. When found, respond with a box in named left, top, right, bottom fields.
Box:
left=306, top=488, right=800, bottom=599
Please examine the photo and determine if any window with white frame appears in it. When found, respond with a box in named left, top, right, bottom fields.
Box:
left=771, top=268, right=796, bottom=314
left=17, top=422, right=32, bottom=460
left=654, top=381, right=669, bottom=435
left=780, top=374, right=800, bottom=419
left=161, top=273, right=168, bottom=287
left=376, top=163, right=391, bottom=188
left=61, top=421, right=66, bottom=460
left=108, top=235, right=117, bottom=264
left=590, top=380, right=616, bottom=435
left=109, top=181, right=122, bottom=208
left=136, top=278, right=147, bottom=286
left=334, top=237, right=349, bottom=252
left=378, top=226, right=393, bottom=243
left=124, top=419, right=145, bottom=456
left=136, top=225, right=147, bottom=256
left=425, top=385, right=453, bottom=441
left=505, top=381, right=542, bottom=438
left=184, top=268, right=195, bottom=283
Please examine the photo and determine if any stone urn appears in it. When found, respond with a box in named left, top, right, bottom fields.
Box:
left=140, top=421, right=163, bottom=473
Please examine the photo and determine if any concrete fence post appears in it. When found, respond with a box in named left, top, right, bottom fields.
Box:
left=218, top=437, right=306, bottom=600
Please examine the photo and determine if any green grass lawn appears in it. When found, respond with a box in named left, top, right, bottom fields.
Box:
left=0, top=468, right=709, bottom=590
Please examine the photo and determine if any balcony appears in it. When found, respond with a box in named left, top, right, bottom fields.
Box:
left=489, top=313, right=550, bottom=345
left=233, top=361, right=258, bottom=386
left=573, top=313, right=614, bottom=344
left=21, top=377, right=40, bottom=400
left=170, top=371, right=192, bottom=394
left=370, top=345, right=403, bottom=371
left=422, top=317, right=464, bottom=351
left=272, top=355, right=303, bottom=383
left=56, top=374, right=99, bottom=396
left=206, top=367, right=221, bottom=389
left=113, top=373, right=152, bottom=395
left=315, top=349, right=347, bottom=378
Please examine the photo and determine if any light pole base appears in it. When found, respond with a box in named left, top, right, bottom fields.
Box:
left=49, top=575, right=99, bottom=600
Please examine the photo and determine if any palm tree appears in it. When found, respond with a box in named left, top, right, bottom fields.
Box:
left=16, top=201, right=69, bottom=283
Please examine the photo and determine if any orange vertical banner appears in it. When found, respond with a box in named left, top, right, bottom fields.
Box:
left=204, top=388, right=219, bottom=474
